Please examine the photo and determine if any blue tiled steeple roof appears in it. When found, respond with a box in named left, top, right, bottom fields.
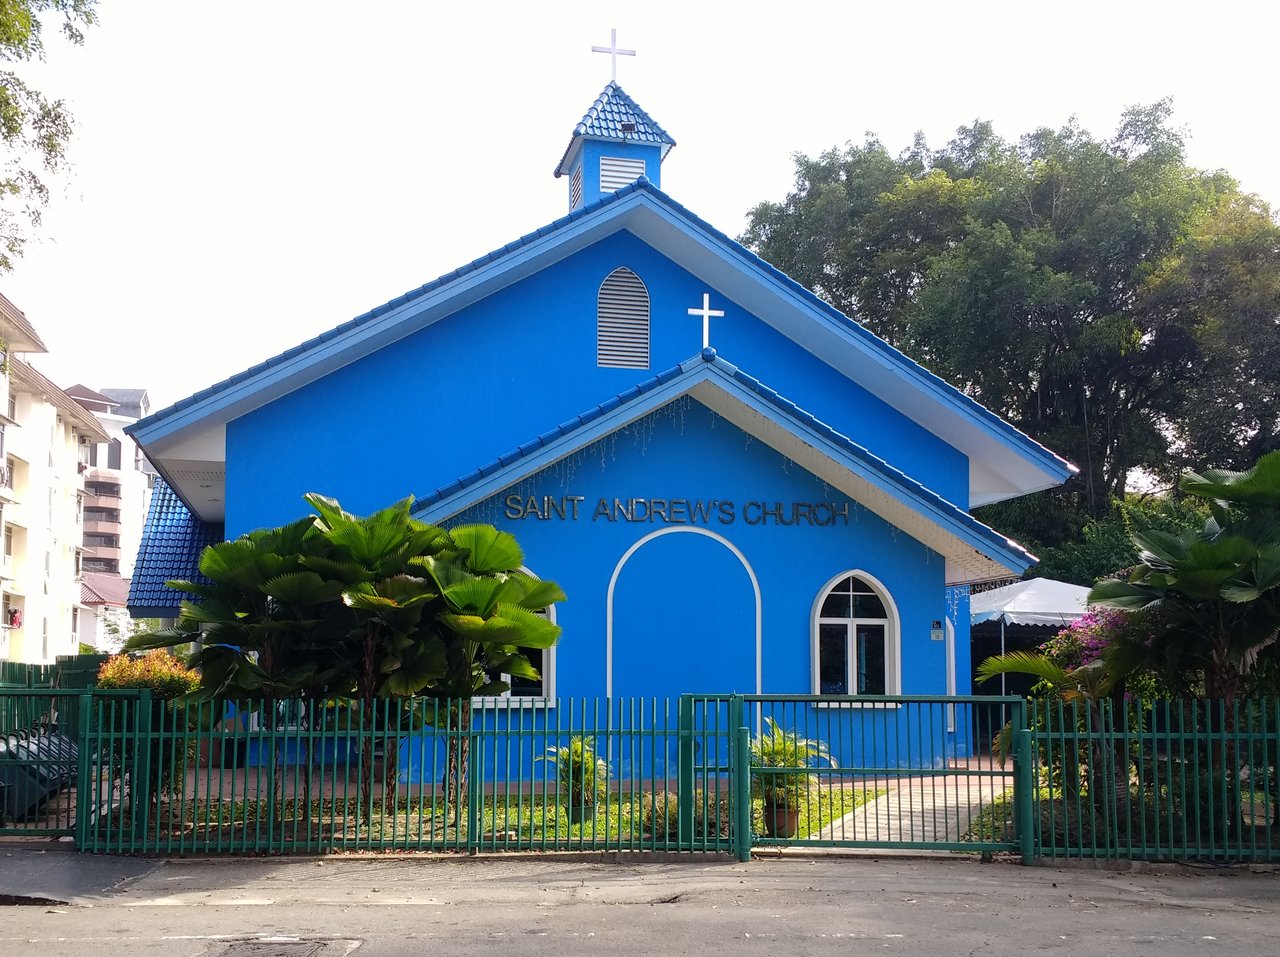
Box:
left=555, top=83, right=675, bottom=176
left=127, top=478, right=224, bottom=617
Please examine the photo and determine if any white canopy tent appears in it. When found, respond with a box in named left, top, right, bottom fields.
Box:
left=971, top=578, right=1091, bottom=627
left=970, top=578, right=1091, bottom=696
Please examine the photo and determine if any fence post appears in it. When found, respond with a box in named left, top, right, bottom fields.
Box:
left=131, top=689, right=153, bottom=848
left=74, top=693, right=93, bottom=851
left=677, top=695, right=695, bottom=849
left=733, top=722, right=752, bottom=862
left=1014, top=722, right=1035, bottom=866
left=467, top=722, right=482, bottom=853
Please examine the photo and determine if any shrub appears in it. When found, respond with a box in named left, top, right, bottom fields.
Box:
left=95, top=651, right=200, bottom=803
left=542, top=736, right=608, bottom=806
left=96, top=650, right=201, bottom=699
left=640, top=788, right=734, bottom=840
left=750, top=719, right=834, bottom=809
left=642, top=790, right=679, bottom=838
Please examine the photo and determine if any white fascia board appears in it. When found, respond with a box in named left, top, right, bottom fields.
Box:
left=418, top=364, right=1029, bottom=583
left=688, top=379, right=1030, bottom=583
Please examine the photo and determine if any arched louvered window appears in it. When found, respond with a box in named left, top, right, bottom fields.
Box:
left=597, top=267, right=650, bottom=369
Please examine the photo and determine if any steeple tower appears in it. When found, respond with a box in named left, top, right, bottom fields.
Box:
left=555, top=35, right=676, bottom=212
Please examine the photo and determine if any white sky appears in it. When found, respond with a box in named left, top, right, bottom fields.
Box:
left=5, top=0, right=1279, bottom=412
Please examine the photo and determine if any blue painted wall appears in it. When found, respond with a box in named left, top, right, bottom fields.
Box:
left=451, top=399, right=955, bottom=703
left=568, top=139, right=665, bottom=208
left=225, top=230, right=968, bottom=538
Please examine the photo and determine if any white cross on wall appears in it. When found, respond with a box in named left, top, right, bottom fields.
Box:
left=591, top=28, right=636, bottom=84
left=687, top=293, right=725, bottom=350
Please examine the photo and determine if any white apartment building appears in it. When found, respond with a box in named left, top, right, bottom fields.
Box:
left=0, top=293, right=109, bottom=663
left=66, top=385, right=155, bottom=578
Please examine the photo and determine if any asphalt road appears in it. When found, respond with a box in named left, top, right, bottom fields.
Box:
left=2, top=846, right=1277, bottom=956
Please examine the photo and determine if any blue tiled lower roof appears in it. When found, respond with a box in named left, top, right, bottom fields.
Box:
left=413, top=349, right=1034, bottom=569
left=127, top=479, right=224, bottom=617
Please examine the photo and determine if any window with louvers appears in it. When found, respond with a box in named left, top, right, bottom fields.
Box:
left=597, top=267, right=650, bottom=369
left=599, top=156, right=646, bottom=191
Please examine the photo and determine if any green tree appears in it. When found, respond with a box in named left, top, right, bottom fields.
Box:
left=1033, top=493, right=1208, bottom=586
left=0, top=1, right=97, bottom=271
left=128, top=494, right=565, bottom=810
left=742, top=102, right=1280, bottom=553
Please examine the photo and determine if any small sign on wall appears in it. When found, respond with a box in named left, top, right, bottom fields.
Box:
left=930, top=619, right=944, bottom=641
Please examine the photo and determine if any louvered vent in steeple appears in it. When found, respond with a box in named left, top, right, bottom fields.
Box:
left=596, top=267, right=649, bottom=369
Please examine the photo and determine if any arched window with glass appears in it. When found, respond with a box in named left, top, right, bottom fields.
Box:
left=812, top=572, right=899, bottom=696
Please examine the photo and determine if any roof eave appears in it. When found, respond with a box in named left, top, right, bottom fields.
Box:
left=413, top=354, right=1034, bottom=581
left=130, top=180, right=1071, bottom=509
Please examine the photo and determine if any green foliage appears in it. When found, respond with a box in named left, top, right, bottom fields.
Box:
left=1031, top=495, right=1208, bottom=586
left=1090, top=451, right=1280, bottom=700
left=95, top=649, right=201, bottom=699
left=0, top=1, right=97, bottom=271
left=127, top=493, right=564, bottom=708
left=542, top=736, right=608, bottom=806
left=749, top=718, right=834, bottom=809
left=743, top=103, right=1280, bottom=548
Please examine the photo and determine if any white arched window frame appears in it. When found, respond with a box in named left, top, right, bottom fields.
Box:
left=810, top=570, right=901, bottom=701
left=478, top=565, right=556, bottom=706
left=596, top=267, right=650, bottom=369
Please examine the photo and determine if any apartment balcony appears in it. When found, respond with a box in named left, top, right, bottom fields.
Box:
left=82, top=518, right=121, bottom=535
left=0, top=465, right=14, bottom=504
left=86, top=467, right=124, bottom=484
left=83, top=545, right=121, bottom=561
left=82, top=492, right=121, bottom=509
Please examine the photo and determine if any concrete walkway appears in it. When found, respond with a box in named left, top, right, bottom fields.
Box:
left=809, top=760, right=1013, bottom=849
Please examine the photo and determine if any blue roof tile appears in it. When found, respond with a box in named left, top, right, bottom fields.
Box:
left=127, top=479, right=224, bottom=616
left=554, top=83, right=676, bottom=176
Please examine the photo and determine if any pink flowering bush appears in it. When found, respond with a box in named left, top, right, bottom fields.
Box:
left=1039, top=608, right=1130, bottom=670
left=1039, top=606, right=1168, bottom=698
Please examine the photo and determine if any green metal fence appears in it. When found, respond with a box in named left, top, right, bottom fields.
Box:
left=1028, top=698, right=1280, bottom=861
left=0, top=689, right=89, bottom=835
left=6, top=687, right=1277, bottom=861
left=74, top=694, right=743, bottom=856
left=0, top=661, right=57, bottom=689
left=704, top=695, right=1028, bottom=857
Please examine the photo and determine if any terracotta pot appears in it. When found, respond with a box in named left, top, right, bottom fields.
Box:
left=763, top=803, right=801, bottom=838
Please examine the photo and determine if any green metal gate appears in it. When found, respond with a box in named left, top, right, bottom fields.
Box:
left=716, top=694, right=1030, bottom=859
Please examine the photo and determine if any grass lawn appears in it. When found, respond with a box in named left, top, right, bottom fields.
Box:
left=93, top=782, right=883, bottom=850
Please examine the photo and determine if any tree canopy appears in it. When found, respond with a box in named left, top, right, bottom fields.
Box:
left=0, top=0, right=97, bottom=271
left=742, top=102, right=1280, bottom=555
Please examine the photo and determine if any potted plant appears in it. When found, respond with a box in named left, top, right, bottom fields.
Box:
left=543, top=735, right=608, bottom=824
left=750, top=718, right=834, bottom=838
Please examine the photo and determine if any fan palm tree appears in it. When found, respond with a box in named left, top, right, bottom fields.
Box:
left=1089, top=450, right=1280, bottom=703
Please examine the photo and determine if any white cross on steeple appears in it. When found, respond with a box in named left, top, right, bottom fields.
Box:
left=687, top=293, right=725, bottom=350
left=591, top=28, right=636, bottom=84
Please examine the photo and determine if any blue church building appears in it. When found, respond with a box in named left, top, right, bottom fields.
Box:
left=125, top=81, right=1073, bottom=713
